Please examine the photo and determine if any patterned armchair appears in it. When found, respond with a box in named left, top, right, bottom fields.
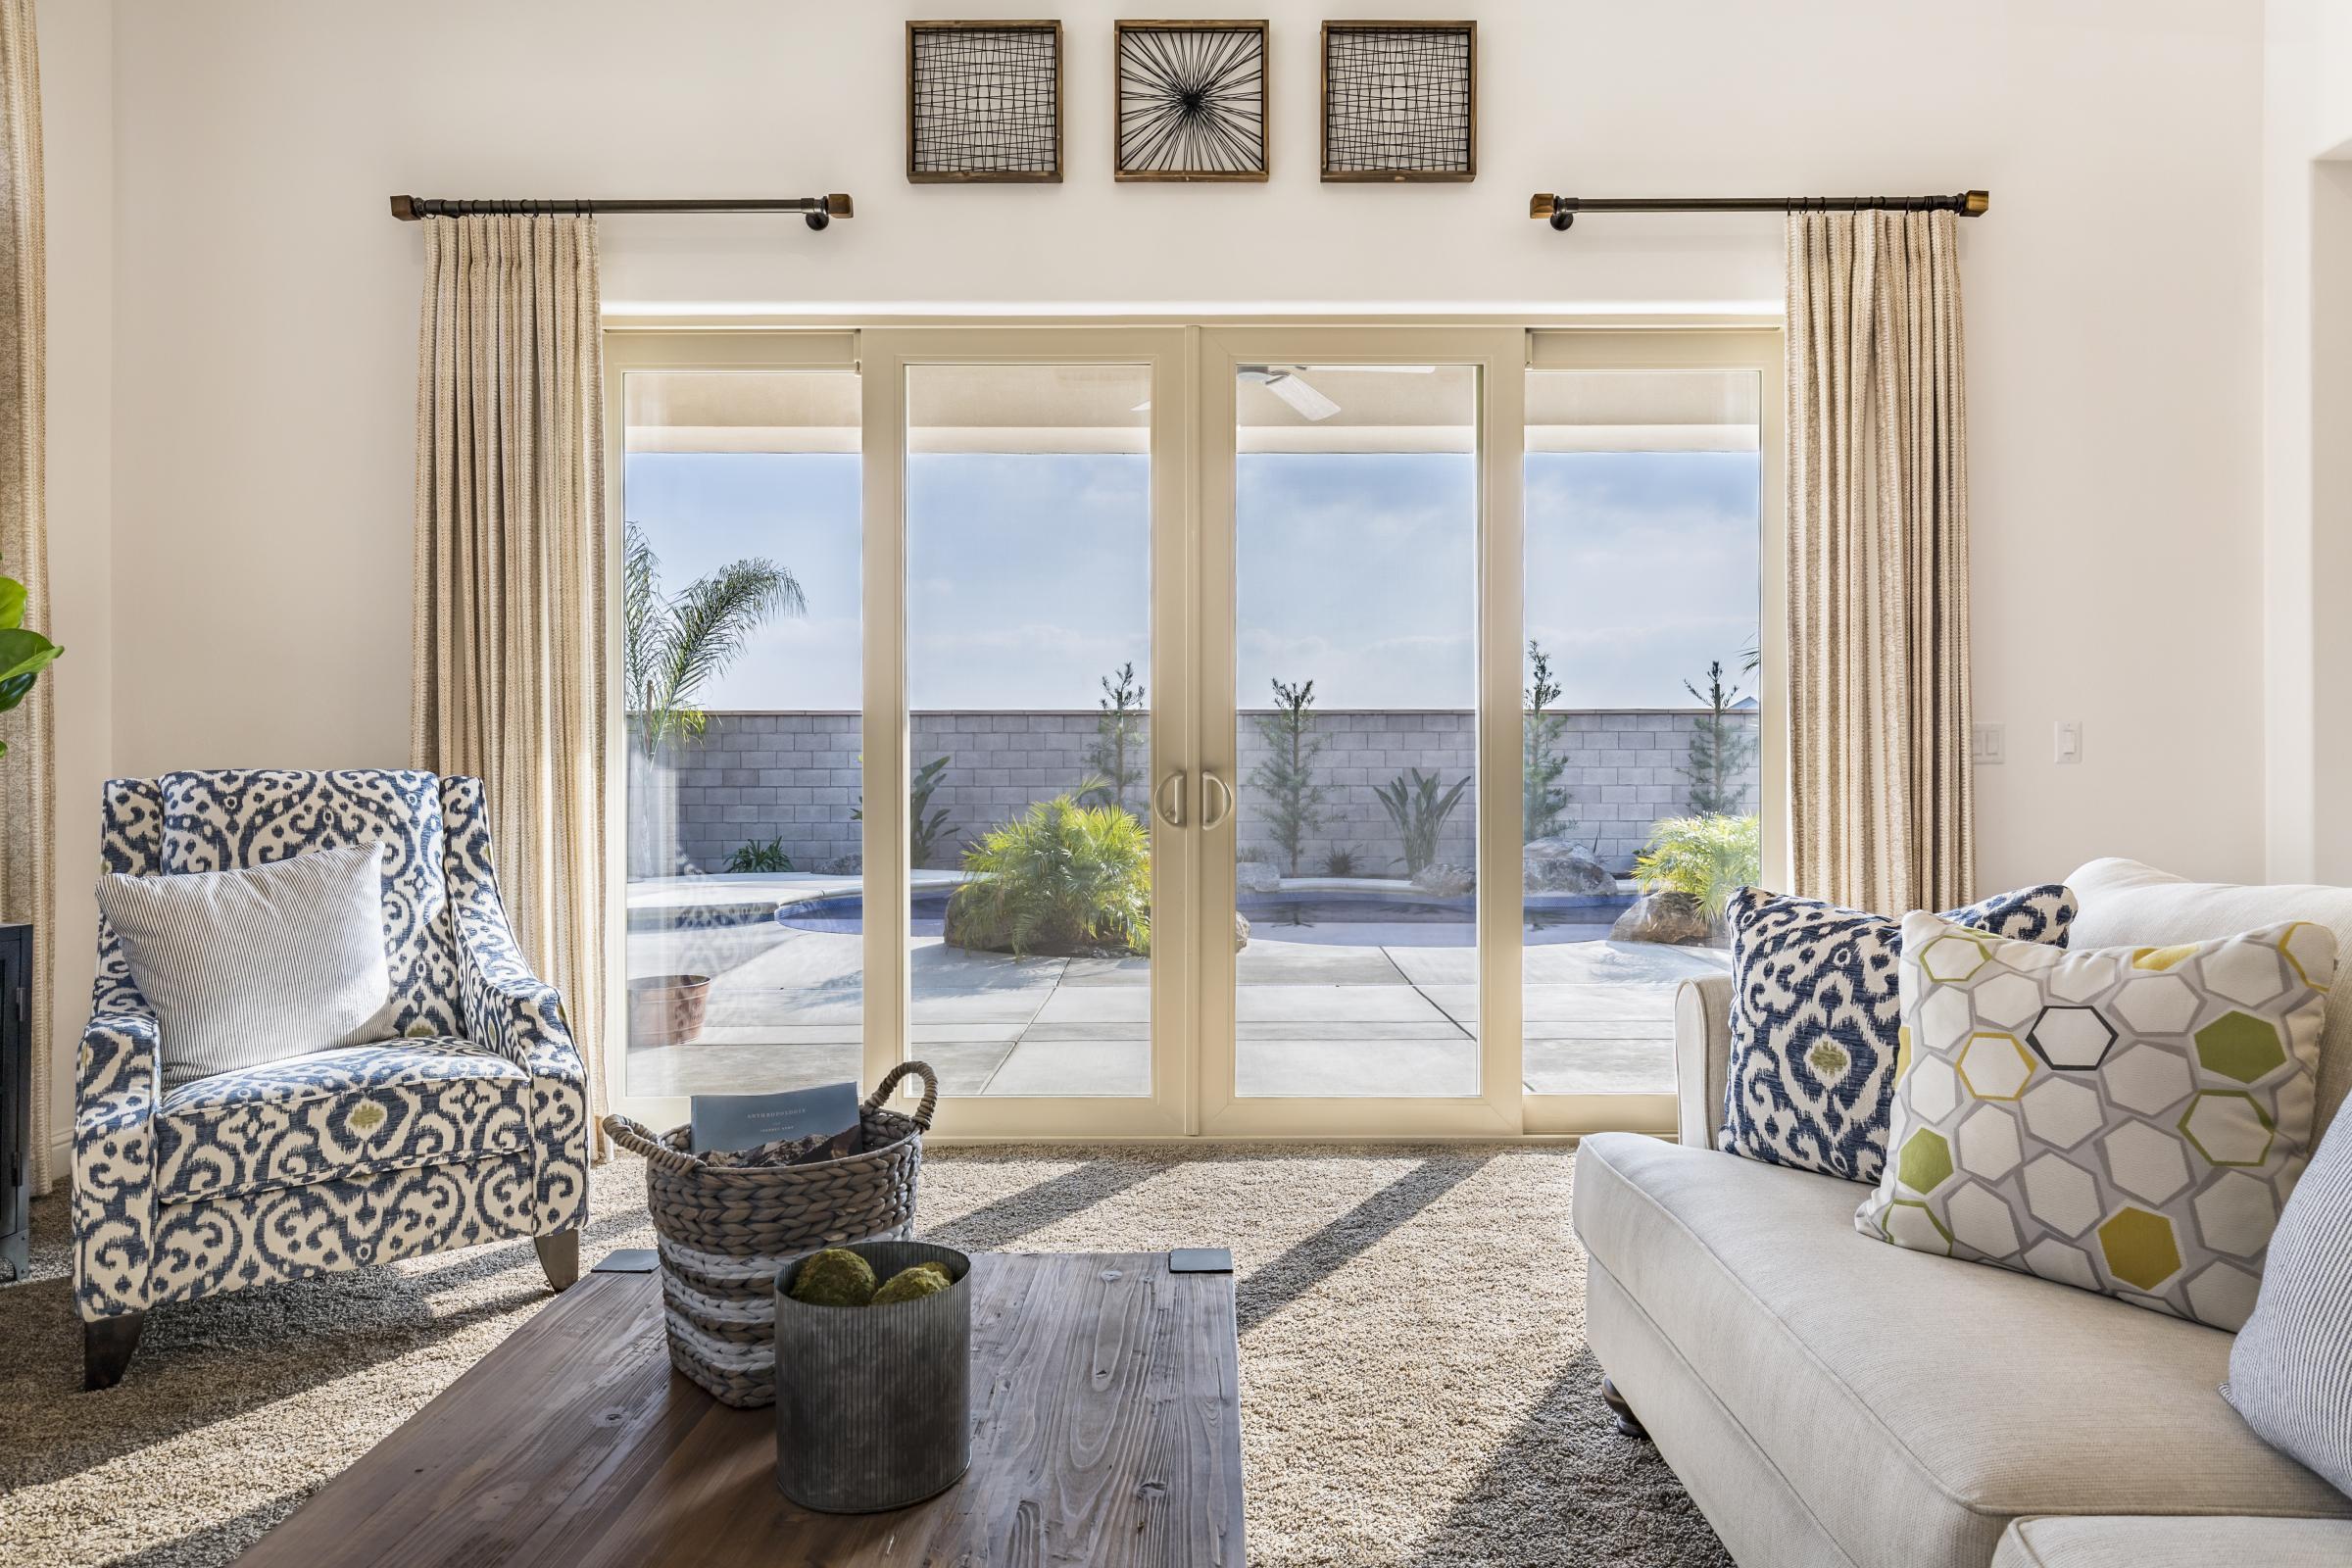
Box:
left=73, top=769, right=590, bottom=1389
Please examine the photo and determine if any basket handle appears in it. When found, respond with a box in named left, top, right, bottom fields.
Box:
left=863, top=1060, right=939, bottom=1131
left=602, top=1112, right=703, bottom=1175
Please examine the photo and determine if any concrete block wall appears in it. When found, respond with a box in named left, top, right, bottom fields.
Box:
left=634, top=708, right=1760, bottom=876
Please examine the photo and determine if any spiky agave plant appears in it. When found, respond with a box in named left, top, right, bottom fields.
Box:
left=1374, top=767, right=1470, bottom=878
left=1631, top=812, right=1762, bottom=921
left=947, top=796, right=1151, bottom=957
left=624, top=520, right=803, bottom=760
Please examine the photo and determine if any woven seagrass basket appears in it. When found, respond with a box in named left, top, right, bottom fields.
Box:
left=602, top=1060, right=938, bottom=1408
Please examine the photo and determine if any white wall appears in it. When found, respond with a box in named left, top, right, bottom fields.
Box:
left=37, top=0, right=110, bottom=1179
left=2262, top=0, right=2352, bottom=885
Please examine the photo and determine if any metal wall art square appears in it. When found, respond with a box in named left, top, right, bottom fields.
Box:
left=1114, top=21, right=1269, bottom=181
left=1320, top=20, right=1476, bottom=182
left=906, top=21, right=1064, bottom=182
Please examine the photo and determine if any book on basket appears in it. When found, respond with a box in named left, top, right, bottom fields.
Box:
left=690, top=1081, right=860, bottom=1164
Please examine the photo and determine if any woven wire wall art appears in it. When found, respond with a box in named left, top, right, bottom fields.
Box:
left=1115, top=23, right=1268, bottom=181
left=906, top=22, right=1062, bottom=182
left=1321, top=22, right=1476, bottom=181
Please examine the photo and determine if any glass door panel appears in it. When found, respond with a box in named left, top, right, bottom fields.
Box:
left=1521, top=367, right=1763, bottom=1098
left=904, top=363, right=1156, bottom=1099
left=1230, top=363, right=1482, bottom=1098
left=620, top=368, right=863, bottom=1101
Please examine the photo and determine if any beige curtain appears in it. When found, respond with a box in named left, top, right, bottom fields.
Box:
left=412, top=215, right=609, bottom=1148
left=0, top=0, right=50, bottom=1194
left=1785, top=209, right=1974, bottom=913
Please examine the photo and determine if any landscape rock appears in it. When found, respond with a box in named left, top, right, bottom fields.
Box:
left=1234, top=912, right=1251, bottom=952
left=1524, top=838, right=1616, bottom=895
left=822, top=853, right=862, bottom=875
left=1236, top=859, right=1281, bottom=894
left=1609, top=891, right=1715, bottom=946
left=1411, top=862, right=1476, bottom=898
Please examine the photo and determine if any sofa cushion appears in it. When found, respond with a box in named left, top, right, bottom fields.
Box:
left=2068, top=858, right=2352, bottom=1137
left=1991, top=1516, right=2352, bottom=1568
left=1721, top=883, right=2076, bottom=1184
left=156, top=1039, right=531, bottom=1202
left=1857, top=913, right=2331, bottom=1329
left=160, top=768, right=463, bottom=1037
left=1572, top=1134, right=2351, bottom=1568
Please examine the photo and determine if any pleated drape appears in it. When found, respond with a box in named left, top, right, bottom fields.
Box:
left=0, top=0, right=52, bottom=1194
left=1785, top=209, right=1975, bottom=913
left=412, top=215, right=609, bottom=1150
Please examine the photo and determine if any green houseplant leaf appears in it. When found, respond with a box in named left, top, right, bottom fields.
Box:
left=0, top=571, right=60, bottom=758
left=0, top=627, right=59, bottom=710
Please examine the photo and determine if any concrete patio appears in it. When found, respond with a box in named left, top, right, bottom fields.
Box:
left=625, top=874, right=1729, bottom=1101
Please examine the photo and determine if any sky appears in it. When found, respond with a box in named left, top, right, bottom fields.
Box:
left=623, top=448, right=1760, bottom=712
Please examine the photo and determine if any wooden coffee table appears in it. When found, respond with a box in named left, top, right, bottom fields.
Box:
left=235, top=1250, right=1246, bottom=1566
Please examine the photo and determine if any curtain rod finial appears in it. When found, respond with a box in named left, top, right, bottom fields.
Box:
left=1963, top=189, right=1989, bottom=216
left=390, top=194, right=420, bottom=221
left=827, top=193, right=854, bottom=218
left=1527, top=192, right=1554, bottom=220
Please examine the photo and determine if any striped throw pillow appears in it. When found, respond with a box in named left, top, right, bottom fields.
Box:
left=2226, top=1123, right=2352, bottom=1496
left=97, top=842, right=400, bottom=1089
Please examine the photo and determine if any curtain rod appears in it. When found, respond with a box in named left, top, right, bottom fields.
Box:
left=389, top=194, right=855, bottom=230
left=1529, top=190, right=1987, bottom=231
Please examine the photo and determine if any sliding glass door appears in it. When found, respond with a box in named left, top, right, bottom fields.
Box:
left=1519, top=329, right=1783, bottom=1136
left=859, top=330, right=1197, bottom=1137
left=608, top=322, right=1778, bottom=1140
left=608, top=333, right=864, bottom=1109
left=1196, top=328, right=1527, bottom=1137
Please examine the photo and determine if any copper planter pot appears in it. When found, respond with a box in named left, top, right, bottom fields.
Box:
left=629, top=974, right=712, bottom=1047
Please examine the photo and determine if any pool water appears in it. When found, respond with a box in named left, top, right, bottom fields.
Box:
left=773, top=887, right=1633, bottom=945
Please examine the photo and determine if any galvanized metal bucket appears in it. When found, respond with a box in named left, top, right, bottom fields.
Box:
left=773, top=1240, right=972, bottom=1513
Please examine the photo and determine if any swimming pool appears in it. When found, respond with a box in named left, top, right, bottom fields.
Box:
left=772, top=886, right=1634, bottom=945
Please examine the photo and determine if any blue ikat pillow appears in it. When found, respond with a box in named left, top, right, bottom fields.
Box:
left=1718, top=883, right=2077, bottom=1184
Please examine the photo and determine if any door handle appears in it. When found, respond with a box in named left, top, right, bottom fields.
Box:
left=1200, top=770, right=1234, bottom=831
left=1154, top=769, right=1188, bottom=828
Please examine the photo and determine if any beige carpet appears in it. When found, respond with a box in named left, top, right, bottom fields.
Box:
left=0, top=1145, right=1730, bottom=1568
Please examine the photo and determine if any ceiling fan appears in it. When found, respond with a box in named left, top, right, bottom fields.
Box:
left=1238, top=363, right=1435, bottom=422
left=1132, top=364, right=1438, bottom=419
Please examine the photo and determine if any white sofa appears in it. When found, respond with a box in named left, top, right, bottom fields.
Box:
left=1572, top=859, right=2352, bottom=1568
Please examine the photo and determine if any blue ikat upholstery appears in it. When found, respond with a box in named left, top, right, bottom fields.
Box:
left=73, top=770, right=588, bottom=1322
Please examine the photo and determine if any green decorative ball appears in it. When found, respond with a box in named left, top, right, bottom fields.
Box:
left=790, top=1248, right=877, bottom=1307
left=871, top=1264, right=953, bottom=1305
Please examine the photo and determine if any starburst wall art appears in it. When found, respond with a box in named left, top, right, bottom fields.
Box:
left=1114, top=21, right=1269, bottom=181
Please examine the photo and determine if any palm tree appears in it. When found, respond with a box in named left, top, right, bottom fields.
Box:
left=624, top=520, right=804, bottom=760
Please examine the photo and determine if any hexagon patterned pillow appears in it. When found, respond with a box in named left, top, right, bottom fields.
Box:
left=1856, top=911, right=2336, bottom=1329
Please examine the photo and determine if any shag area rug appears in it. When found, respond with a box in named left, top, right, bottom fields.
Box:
left=0, top=1145, right=1729, bottom=1568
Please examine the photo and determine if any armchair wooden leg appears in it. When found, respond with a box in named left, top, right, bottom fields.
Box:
left=83, top=1311, right=147, bottom=1392
left=534, top=1229, right=580, bottom=1292
left=1600, top=1377, right=1650, bottom=1441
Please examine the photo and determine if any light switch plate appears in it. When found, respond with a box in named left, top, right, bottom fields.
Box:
left=2053, top=720, right=2082, bottom=764
left=1970, top=723, right=2004, bottom=764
